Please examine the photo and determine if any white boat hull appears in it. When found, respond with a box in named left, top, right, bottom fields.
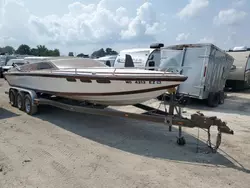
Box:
left=5, top=74, right=182, bottom=106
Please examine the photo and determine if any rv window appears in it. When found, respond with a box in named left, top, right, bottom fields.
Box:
left=148, top=61, right=155, bottom=67
left=148, top=61, right=155, bottom=70
left=106, top=60, right=111, bottom=67
left=149, top=54, right=154, bottom=60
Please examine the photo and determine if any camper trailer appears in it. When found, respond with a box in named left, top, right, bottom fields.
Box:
left=225, top=47, right=250, bottom=90
left=159, top=43, right=234, bottom=107
left=113, top=43, right=164, bottom=69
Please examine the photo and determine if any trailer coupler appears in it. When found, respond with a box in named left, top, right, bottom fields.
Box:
left=190, top=111, right=233, bottom=152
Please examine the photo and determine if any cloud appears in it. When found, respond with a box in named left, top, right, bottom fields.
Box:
left=0, top=0, right=32, bottom=45
left=177, top=0, right=209, bottom=20
left=232, top=0, right=246, bottom=7
left=176, top=33, right=190, bottom=41
left=0, top=0, right=165, bottom=47
left=213, top=9, right=247, bottom=26
left=198, top=37, right=215, bottom=43
left=121, top=2, right=165, bottom=40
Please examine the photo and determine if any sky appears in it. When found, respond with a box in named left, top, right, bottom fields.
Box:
left=0, top=0, right=249, bottom=55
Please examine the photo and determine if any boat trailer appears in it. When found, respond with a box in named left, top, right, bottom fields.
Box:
left=6, top=87, right=234, bottom=153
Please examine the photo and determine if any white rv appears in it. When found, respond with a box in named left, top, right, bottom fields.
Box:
left=225, top=47, right=250, bottom=90
left=113, top=43, right=164, bottom=70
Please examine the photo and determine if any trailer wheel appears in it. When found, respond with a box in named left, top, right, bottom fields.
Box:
left=219, top=91, right=225, bottom=104
left=24, top=94, right=37, bottom=115
left=207, top=92, right=219, bottom=107
left=9, top=89, right=17, bottom=107
left=17, top=92, right=25, bottom=111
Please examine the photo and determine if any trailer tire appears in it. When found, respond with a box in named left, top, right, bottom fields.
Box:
left=207, top=92, right=219, bottom=107
left=17, top=92, right=25, bottom=111
left=9, top=89, right=17, bottom=107
left=24, top=94, right=37, bottom=115
left=219, top=91, right=225, bottom=104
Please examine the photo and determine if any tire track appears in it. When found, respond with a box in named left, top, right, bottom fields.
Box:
left=51, top=160, right=87, bottom=188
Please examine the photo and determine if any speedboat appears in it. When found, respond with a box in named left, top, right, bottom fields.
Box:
left=4, top=57, right=188, bottom=106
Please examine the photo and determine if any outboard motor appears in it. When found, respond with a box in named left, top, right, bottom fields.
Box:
left=124, top=54, right=135, bottom=67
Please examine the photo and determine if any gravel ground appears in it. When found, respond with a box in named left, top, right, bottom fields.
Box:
left=0, top=79, right=250, bottom=188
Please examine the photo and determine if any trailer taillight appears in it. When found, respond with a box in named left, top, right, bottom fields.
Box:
left=203, top=66, right=207, bottom=77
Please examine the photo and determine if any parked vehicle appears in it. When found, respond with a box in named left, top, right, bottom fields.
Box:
left=94, top=55, right=117, bottom=67
left=113, top=43, right=164, bottom=70
left=158, top=43, right=234, bottom=107
left=0, top=55, right=17, bottom=78
left=225, top=46, right=250, bottom=90
left=1, top=59, right=27, bottom=73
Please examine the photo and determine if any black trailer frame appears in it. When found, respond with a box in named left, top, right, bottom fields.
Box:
left=6, top=87, right=234, bottom=152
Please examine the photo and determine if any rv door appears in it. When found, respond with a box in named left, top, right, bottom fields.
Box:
left=177, top=47, right=209, bottom=97
left=160, top=47, right=208, bottom=97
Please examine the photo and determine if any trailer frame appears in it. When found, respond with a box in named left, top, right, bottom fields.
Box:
left=5, top=86, right=234, bottom=153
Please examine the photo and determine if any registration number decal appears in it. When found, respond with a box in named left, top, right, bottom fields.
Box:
left=149, top=81, right=161, bottom=84
left=130, top=80, right=162, bottom=84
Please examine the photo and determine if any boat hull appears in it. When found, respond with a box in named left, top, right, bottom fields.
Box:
left=4, top=74, right=183, bottom=106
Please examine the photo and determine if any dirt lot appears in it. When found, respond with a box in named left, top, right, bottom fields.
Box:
left=0, top=79, right=250, bottom=188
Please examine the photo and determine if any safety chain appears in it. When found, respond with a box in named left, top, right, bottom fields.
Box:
left=206, top=127, right=222, bottom=153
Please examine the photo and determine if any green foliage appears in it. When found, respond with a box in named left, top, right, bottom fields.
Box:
left=15, top=44, right=60, bottom=56
left=91, top=48, right=118, bottom=58
left=16, top=44, right=31, bottom=55
left=0, top=46, right=15, bottom=54
left=0, top=44, right=117, bottom=59
left=77, top=53, right=89, bottom=58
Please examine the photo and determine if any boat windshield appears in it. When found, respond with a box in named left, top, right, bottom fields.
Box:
left=15, top=58, right=108, bottom=72
left=51, top=58, right=108, bottom=69
left=17, top=61, right=57, bottom=72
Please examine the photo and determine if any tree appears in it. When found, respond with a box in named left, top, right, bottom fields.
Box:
left=47, top=49, right=60, bottom=56
left=91, top=48, right=118, bottom=58
left=91, top=48, right=106, bottom=58
left=105, top=48, right=118, bottom=55
left=37, top=45, right=48, bottom=56
left=68, top=52, right=74, bottom=56
left=1, top=44, right=60, bottom=57
left=52, top=49, right=60, bottom=56
left=30, top=48, right=38, bottom=56
left=0, top=46, right=15, bottom=55
left=16, top=44, right=31, bottom=55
